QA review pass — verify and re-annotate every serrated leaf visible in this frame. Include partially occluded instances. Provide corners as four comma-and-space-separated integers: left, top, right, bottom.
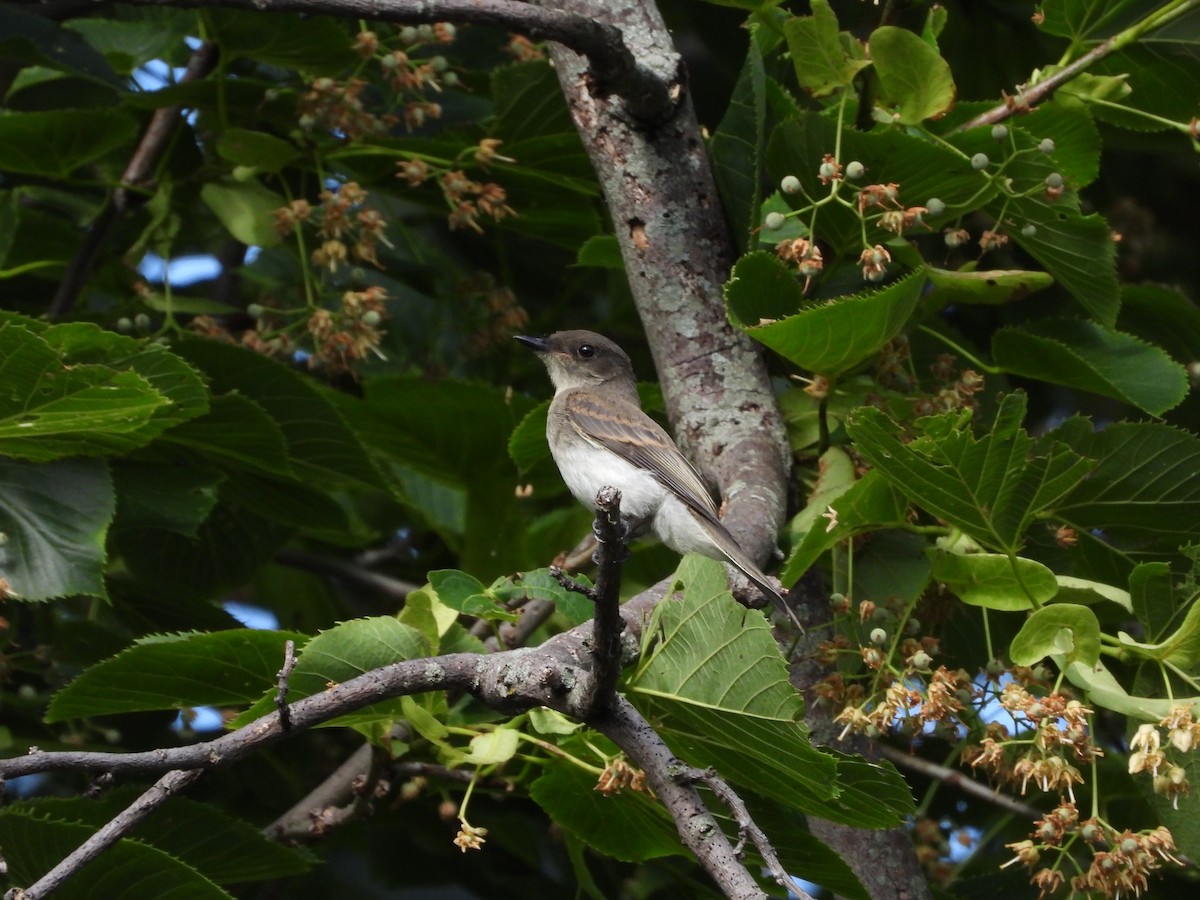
111, 462, 221, 536
1011, 603, 1102, 666
1045, 420, 1200, 570
992, 319, 1187, 416
710, 38, 768, 250
200, 179, 285, 248
231, 616, 431, 728
14, 792, 312, 883
174, 339, 382, 490
928, 549, 1059, 611
0, 457, 113, 601
46, 629, 307, 721
207, 9, 358, 74
0, 808, 232, 900
1131, 562, 1175, 641
783, 0, 869, 98
427, 569, 517, 621
782, 469, 910, 586
163, 393, 291, 476
727, 253, 924, 376
0, 322, 172, 461
869, 26, 955, 123
630, 555, 909, 826
847, 394, 1094, 554
530, 752, 682, 862
0, 108, 137, 178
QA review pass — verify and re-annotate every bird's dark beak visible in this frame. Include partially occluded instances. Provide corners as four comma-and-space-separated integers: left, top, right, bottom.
514, 334, 550, 353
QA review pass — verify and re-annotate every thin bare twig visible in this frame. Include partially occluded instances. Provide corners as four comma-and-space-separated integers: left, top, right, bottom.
47, 41, 218, 317
951, 39, 1116, 132
592, 696, 775, 900
4, 769, 203, 900
275, 640, 298, 730
879, 744, 1042, 820
275, 548, 421, 602
586, 486, 627, 716
683, 766, 809, 899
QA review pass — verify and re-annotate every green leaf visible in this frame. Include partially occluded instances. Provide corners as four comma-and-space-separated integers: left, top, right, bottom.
1010, 603, 1102, 666
1064, 658, 1199, 722
46, 630, 307, 722
928, 549, 1059, 611
200, 179, 285, 248
13, 792, 312, 883
1046, 419, 1200, 570
207, 9, 358, 73
1006, 205, 1119, 326
1131, 562, 1175, 641
992, 319, 1187, 416
215, 128, 301, 173
869, 26, 956, 124
782, 470, 910, 586
629, 555, 909, 826
1119, 284, 1200, 369
709, 38, 768, 250
846, 394, 1094, 554
0, 457, 113, 601
782, 0, 869, 98
1117, 600, 1200, 668
0, 322, 173, 461
0, 109, 137, 178
427, 569, 517, 622
574, 235, 623, 269
925, 266, 1054, 308
1053, 575, 1132, 612
462, 727, 520, 765
231, 617, 432, 729
163, 393, 291, 477
64, 17, 189, 75
174, 340, 383, 490
530, 750, 682, 862
0, 809, 232, 900
726, 253, 925, 377
0, 4, 124, 87
111, 462, 221, 536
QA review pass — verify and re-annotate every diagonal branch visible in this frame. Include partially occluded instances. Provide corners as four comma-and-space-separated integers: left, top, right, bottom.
9, 769, 204, 900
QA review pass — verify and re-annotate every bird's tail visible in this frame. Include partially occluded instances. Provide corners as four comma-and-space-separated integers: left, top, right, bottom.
707, 527, 804, 633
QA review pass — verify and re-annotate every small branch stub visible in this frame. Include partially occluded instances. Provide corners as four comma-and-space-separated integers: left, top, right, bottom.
276, 639, 298, 731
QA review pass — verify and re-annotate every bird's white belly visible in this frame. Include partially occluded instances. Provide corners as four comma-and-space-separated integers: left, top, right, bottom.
553, 440, 666, 520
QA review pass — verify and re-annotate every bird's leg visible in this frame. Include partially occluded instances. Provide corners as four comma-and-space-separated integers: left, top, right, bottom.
591, 514, 644, 564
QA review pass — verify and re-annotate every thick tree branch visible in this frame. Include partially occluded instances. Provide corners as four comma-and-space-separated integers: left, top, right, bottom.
4, 769, 204, 900
592, 696, 786, 900
539, 0, 791, 579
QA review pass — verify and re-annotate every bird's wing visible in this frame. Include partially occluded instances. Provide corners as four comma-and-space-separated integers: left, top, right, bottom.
561, 391, 723, 523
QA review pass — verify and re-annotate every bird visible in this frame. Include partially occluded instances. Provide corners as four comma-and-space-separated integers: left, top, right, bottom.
516, 329, 802, 631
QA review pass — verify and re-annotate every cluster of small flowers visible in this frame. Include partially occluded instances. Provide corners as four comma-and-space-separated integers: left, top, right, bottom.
595, 758, 650, 795
439, 162, 516, 234
306, 285, 390, 372
1006, 811, 1182, 899
298, 25, 457, 140
775, 236, 823, 291
911, 353, 986, 415
831, 664, 968, 741
961, 683, 1098, 801
459, 277, 530, 355
912, 817, 969, 886
1127, 706, 1200, 809
274, 181, 393, 272
189, 313, 294, 363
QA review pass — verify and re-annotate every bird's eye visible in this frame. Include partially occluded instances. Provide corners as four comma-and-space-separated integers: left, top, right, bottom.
577, 344, 595, 358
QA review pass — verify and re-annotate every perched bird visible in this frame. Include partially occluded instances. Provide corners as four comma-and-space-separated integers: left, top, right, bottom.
516, 330, 801, 631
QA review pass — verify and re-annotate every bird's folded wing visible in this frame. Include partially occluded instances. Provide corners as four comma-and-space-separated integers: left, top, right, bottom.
562, 391, 723, 523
